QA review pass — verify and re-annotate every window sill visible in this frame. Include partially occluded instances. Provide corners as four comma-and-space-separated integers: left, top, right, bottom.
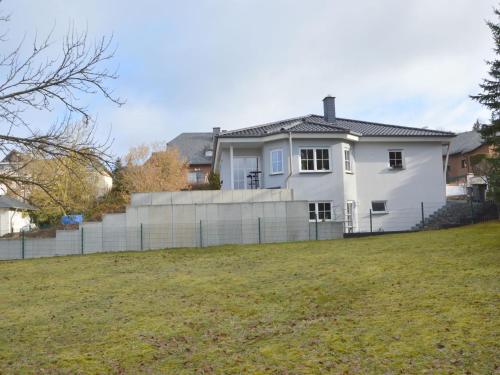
371, 211, 389, 215
309, 220, 333, 222
388, 167, 405, 171
269, 172, 284, 176
299, 170, 332, 174
345, 170, 354, 174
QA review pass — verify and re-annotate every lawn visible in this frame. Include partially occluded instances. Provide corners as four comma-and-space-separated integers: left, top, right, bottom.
0, 222, 499, 374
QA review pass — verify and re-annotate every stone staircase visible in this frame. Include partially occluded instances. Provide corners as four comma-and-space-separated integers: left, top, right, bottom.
413, 200, 498, 230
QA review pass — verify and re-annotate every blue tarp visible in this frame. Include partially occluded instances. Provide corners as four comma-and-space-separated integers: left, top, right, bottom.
61, 214, 83, 225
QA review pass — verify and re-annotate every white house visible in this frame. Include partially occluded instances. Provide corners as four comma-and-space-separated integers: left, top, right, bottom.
213, 97, 455, 232
0, 195, 36, 236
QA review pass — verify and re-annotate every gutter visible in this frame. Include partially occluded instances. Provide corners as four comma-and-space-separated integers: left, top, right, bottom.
443, 142, 451, 181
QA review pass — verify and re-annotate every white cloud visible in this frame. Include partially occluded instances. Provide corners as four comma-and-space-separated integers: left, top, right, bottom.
2, 0, 498, 156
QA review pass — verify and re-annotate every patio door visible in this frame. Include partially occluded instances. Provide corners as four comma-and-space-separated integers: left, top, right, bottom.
233, 157, 259, 189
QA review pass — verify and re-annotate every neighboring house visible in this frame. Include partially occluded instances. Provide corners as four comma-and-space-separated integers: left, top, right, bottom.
0, 195, 36, 236
444, 129, 494, 202
213, 96, 455, 232
167, 132, 215, 186
0, 151, 112, 198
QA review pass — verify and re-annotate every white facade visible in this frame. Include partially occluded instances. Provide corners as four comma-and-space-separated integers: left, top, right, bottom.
0, 208, 31, 236
214, 127, 452, 232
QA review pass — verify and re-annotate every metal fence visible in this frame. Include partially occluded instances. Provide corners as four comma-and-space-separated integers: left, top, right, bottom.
0, 217, 344, 260
1, 200, 497, 261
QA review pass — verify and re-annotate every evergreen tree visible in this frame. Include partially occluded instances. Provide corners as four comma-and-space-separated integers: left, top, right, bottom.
471, 8, 500, 203
111, 157, 127, 194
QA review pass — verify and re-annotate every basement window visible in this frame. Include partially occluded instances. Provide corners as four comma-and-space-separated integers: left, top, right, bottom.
309, 202, 332, 221
371, 201, 388, 214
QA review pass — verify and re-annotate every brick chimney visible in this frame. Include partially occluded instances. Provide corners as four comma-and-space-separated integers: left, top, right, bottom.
212, 127, 220, 140
323, 96, 336, 123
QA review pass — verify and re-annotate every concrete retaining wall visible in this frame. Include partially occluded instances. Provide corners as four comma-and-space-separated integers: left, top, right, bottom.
0, 190, 344, 260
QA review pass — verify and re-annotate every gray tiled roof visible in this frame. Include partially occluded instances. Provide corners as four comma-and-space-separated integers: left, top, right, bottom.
447, 130, 484, 155
218, 114, 454, 138
0, 196, 36, 210
167, 132, 213, 165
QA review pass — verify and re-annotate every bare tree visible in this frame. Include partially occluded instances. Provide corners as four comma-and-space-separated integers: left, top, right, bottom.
0, 3, 123, 205
123, 143, 189, 193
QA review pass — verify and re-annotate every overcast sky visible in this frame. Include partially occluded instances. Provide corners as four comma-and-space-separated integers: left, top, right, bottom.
3, 0, 497, 156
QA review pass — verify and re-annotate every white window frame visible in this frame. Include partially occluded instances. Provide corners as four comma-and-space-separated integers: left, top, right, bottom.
371, 200, 388, 214
299, 147, 331, 172
308, 201, 333, 222
345, 201, 354, 232
388, 149, 405, 170
270, 149, 284, 175
343, 147, 352, 173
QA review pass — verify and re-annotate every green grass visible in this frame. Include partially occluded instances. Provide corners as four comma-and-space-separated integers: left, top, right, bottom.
0, 222, 499, 374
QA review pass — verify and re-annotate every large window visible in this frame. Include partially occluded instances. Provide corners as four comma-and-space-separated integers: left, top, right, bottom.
300, 148, 330, 172
270, 149, 283, 174
309, 202, 332, 221
233, 157, 259, 189
344, 148, 352, 172
388, 150, 404, 169
371, 200, 387, 213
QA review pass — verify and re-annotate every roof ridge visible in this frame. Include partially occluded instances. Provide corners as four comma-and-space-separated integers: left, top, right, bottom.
222, 115, 307, 135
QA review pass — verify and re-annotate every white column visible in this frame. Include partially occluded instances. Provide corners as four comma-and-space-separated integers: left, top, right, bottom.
230, 145, 234, 189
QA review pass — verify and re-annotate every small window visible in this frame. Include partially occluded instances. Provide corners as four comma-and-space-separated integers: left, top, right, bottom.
270, 149, 283, 174
344, 149, 352, 172
371, 201, 387, 213
309, 202, 332, 221
188, 172, 198, 183
205, 150, 213, 157
461, 159, 467, 168
389, 150, 403, 169
188, 171, 205, 184
300, 148, 330, 172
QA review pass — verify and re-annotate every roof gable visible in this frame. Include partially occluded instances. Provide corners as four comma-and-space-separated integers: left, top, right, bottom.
167, 132, 213, 165
447, 130, 484, 155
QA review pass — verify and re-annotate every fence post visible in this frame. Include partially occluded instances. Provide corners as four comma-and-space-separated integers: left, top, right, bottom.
470, 199, 474, 224
199, 220, 203, 248
81, 227, 84, 255
21, 230, 25, 259
369, 209, 373, 233
140, 223, 143, 250
315, 216, 318, 240
258, 217, 262, 244
421, 201, 425, 228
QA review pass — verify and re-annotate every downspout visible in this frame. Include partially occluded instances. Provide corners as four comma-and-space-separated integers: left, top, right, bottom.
285, 132, 293, 191
443, 142, 450, 181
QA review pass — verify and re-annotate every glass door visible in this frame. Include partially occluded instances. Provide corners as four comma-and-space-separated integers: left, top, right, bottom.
233, 157, 259, 189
